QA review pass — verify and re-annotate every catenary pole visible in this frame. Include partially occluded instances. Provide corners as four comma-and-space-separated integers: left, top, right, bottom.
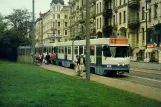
32, 0, 35, 63
86, 0, 90, 80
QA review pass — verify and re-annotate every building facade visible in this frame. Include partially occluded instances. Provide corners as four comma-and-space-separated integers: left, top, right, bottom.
68, 0, 96, 40
68, 0, 161, 63
35, 0, 70, 45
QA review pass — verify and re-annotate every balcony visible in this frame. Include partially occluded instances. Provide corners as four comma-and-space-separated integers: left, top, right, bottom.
103, 8, 112, 17
90, 12, 96, 18
103, 24, 113, 32
128, 0, 140, 8
78, 19, 85, 24
128, 19, 140, 28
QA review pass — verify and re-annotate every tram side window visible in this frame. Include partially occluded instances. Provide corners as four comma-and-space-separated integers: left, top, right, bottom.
62, 47, 64, 54
44, 48, 46, 53
90, 46, 95, 56
103, 46, 111, 57
75, 46, 78, 55
68, 47, 71, 54
84, 46, 86, 54
79, 46, 83, 55
59, 47, 61, 54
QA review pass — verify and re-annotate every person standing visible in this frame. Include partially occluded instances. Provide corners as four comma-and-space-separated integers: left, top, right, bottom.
73, 55, 79, 76
50, 52, 56, 65
78, 54, 85, 77
40, 53, 44, 65
45, 53, 50, 65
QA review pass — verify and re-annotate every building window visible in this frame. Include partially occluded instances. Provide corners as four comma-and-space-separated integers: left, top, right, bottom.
97, 19, 98, 29
154, 4, 158, 18
142, 28, 144, 41
65, 30, 67, 35
100, 2, 101, 13
65, 22, 67, 27
113, 15, 115, 25
123, 11, 126, 23
120, 0, 122, 6
119, 12, 122, 24
53, 14, 55, 19
124, 0, 126, 4
58, 22, 60, 27
65, 14, 68, 19
97, 4, 98, 14
57, 14, 60, 19
149, 8, 151, 22
100, 18, 101, 28
58, 30, 60, 34
142, 7, 145, 20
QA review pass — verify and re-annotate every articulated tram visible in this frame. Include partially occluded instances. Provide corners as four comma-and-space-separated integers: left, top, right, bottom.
35, 38, 130, 76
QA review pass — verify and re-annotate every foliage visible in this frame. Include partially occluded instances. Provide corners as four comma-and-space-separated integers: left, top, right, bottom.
0, 61, 161, 107
5, 9, 32, 37
0, 9, 32, 61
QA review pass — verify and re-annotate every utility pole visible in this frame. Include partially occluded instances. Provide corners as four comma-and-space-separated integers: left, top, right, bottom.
32, 0, 35, 63
86, 0, 90, 80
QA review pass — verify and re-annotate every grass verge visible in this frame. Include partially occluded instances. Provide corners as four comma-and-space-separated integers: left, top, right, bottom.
0, 61, 161, 107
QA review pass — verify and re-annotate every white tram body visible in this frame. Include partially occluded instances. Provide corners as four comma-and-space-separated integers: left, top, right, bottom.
35, 38, 130, 75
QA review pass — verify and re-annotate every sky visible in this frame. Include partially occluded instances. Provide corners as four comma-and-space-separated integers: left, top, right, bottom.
0, 0, 69, 19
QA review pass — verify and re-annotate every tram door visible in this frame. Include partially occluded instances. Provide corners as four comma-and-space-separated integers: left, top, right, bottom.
65, 46, 67, 60
96, 45, 102, 74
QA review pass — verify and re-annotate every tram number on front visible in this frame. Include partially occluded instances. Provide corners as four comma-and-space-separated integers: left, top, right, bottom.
107, 65, 112, 67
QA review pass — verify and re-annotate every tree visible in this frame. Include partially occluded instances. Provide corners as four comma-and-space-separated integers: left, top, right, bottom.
5, 9, 32, 37
0, 13, 7, 34
0, 9, 32, 61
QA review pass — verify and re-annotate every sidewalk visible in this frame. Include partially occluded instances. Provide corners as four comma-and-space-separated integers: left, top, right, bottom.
41, 64, 161, 102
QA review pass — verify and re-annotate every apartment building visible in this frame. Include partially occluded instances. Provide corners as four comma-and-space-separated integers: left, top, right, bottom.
68, 0, 161, 63
68, 0, 96, 40
35, 0, 70, 45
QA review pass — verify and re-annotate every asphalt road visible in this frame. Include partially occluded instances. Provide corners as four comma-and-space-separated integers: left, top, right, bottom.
115, 70, 161, 89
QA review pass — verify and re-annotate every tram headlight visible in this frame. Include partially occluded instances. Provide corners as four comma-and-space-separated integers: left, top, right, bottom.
118, 64, 120, 66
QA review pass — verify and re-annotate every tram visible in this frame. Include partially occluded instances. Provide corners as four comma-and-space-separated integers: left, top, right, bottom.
35, 38, 130, 75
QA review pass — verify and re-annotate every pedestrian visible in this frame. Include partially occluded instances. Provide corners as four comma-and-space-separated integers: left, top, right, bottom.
78, 54, 85, 77
45, 53, 50, 65
50, 52, 56, 64
40, 53, 44, 65
73, 55, 79, 76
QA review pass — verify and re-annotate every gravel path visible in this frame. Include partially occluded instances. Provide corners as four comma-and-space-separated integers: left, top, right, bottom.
41, 64, 161, 102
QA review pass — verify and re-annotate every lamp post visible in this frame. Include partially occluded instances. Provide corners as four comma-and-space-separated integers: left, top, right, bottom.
32, 0, 35, 63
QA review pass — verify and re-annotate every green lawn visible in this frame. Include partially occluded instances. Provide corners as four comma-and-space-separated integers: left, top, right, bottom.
0, 61, 161, 107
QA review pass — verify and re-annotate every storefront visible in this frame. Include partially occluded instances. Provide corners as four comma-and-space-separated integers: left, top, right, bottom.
144, 43, 157, 62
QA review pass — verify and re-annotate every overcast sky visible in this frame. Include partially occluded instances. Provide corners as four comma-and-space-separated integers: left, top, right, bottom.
0, 0, 69, 18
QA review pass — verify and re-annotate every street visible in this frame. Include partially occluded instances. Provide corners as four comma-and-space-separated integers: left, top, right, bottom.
115, 69, 161, 89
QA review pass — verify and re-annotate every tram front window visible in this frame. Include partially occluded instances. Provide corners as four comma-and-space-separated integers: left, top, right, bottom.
103, 46, 129, 57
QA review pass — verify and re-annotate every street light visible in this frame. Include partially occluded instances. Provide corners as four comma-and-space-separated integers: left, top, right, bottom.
145, 0, 151, 44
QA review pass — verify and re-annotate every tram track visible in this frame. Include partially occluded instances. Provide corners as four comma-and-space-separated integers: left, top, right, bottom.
114, 70, 161, 90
